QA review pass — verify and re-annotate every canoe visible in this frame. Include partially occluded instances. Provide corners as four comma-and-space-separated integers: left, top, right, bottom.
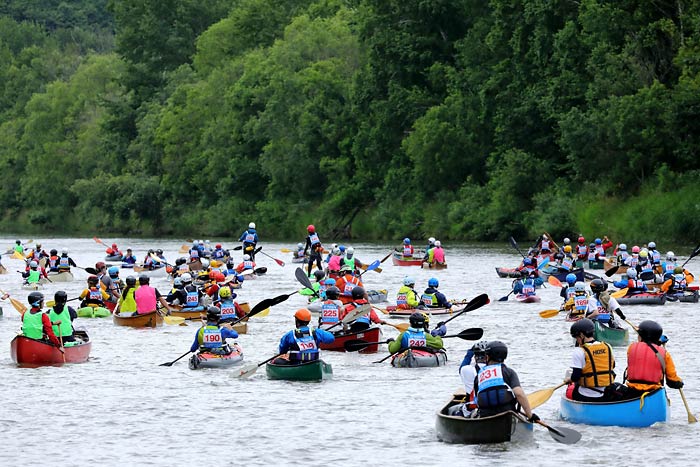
391, 348, 447, 368
21, 282, 43, 290
189, 344, 244, 369
436, 396, 533, 444
560, 387, 668, 427
46, 271, 74, 282
392, 252, 423, 266
113, 310, 163, 328
604, 259, 628, 275
169, 306, 206, 320
540, 267, 585, 283
77, 306, 111, 318
616, 292, 667, 306
422, 261, 447, 270
515, 294, 540, 303
320, 327, 382, 353
666, 289, 700, 303
367, 289, 388, 303
105, 254, 122, 262
575, 260, 585, 268
10, 330, 91, 367
266, 359, 333, 381
588, 259, 605, 269
133, 265, 167, 277
387, 304, 464, 319
594, 321, 629, 347
495, 267, 521, 278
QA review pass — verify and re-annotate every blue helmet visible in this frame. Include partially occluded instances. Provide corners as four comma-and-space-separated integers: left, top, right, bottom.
339, 245, 346, 253
108, 266, 119, 276
565, 273, 577, 285
428, 277, 439, 287
523, 258, 532, 266
325, 278, 336, 287
403, 237, 410, 244
595, 238, 602, 245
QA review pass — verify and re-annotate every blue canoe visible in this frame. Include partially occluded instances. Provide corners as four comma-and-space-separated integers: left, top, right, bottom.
560, 387, 668, 427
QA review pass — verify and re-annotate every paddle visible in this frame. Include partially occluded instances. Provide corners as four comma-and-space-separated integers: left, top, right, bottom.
93, 236, 109, 248
295, 267, 318, 295
539, 309, 561, 319
640, 271, 655, 281
46, 297, 81, 307
611, 288, 628, 298
533, 418, 581, 444
159, 351, 191, 367
345, 327, 485, 352
358, 260, 380, 277
548, 276, 563, 287
256, 247, 284, 267
381, 320, 409, 332
0, 288, 27, 314
605, 265, 619, 277
234, 304, 370, 378
679, 389, 698, 424
527, 382, 567, 409
498, 290, 515, 302
681, 243, 700, 268
509, 237, 526, 258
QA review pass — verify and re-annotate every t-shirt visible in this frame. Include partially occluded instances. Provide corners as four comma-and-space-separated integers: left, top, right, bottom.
570, 343, 606, 398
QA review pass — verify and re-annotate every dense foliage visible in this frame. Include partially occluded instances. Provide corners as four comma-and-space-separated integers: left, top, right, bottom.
1, 0, 699, 243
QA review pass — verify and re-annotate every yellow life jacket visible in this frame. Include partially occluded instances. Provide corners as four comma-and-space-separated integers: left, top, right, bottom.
580, 341, 615, 387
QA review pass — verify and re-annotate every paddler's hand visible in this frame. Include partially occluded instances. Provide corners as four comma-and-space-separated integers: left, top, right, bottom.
527, 413, 540, 423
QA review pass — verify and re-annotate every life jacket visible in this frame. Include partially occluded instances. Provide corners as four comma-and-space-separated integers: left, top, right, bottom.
588, 250, 598, 262
402, 329, 427, 348
319, 300, 341, 327
242, 260, 254, 270
577, 245, 588, 258
619, 251, 629, 261
189, 248, 199, 259
402, 245, 413, 257
120, 288, 137, 313
628, 279, 645, 291
48, 256, 59, 270
48, 306, 73, 339
184, 285, 199, 308
662, 262, 676, 274
244, 231, 256, 244
626, 342, 665, 387
565, 286, 576, 300
22, 310, 45, 340
580, 341, 615, 387
349, 299, 371, 325
199, 325, 224, 350
560, 256, 573, 271
308, 233, 322, 252
595, 245, 605, 257
476, 363, 516, 410
339, 275, 358, 296
83, 287, 104, 307
27, 269, 41, 283
421, 292, 438, 307
625, 255, 639, 267
219, 300, 237, 320
541, 240, 551, 251
342, 257, 355, 270
328, 255, 341, 271
650, 250, 661, 265
134, 285, 157, 312
433, 247, 445, 263
673, 274, 687, 290
289, 328, 319, 361
591, 296, 611, 322
520, 279, 535, 296
573, 294, 589, 316
212, 248, 225, 259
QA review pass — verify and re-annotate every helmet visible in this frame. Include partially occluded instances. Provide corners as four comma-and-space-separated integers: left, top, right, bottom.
243, 254, 250, 261
325, 278, 336, 287
200, 259, 210, 268
340, 264, 353, 274
637, 320, 663, 343
351, 286, 365, 300
313, 270, 325, 281
523, 258, 532, 266
325, 286, 340, 300
674, 266, 683, 274
307, 224, 315, 233
428, 277, 439, 287
156, 249, 163, 255
176, 257, 186, 266
485, 341, 508, 362
564, 245, 572, 253
409, 312, 426, 329
472, 341, 490, 362
249, 222, 256, 229
294, 308, 312, 322
29, 260, 38, 268
226, 259, 235, 268
626, 268, 637, 278
148, 249, 155, 254
332, 247, 341, 255
95, 261, 106, 270
36, 243, 42, 248
339, 245, 346, 253
595, 238, 602, 245
207, 306, 221, 321
648, 241, 656, 249
54, 290, 68, 304
590, 278, 606, 293
50, 249, 57, 255
27, 291, 44, 306
192, 242, 198, 248
403, 276, 415, 286
639, 250, 648, 258
566, 273, 577, 285
570, 318, 595, 338
126, 276, 136, 286
108, 266, 119, 276
218, 286, 232, 298
211, 271, 225, 283
403, 238, 410, 244
181, 273, 192, 283
574, 281, 586, 293
87, 275, 99, 285
297, 242, 304, 249
619, 244, 627, 251
205, 240, 210, 245
666, 251, 675, 260
420, 312, 430, 327
428, 237, 436, 244
578, 236, 585, 243
435, 240, 442, 247
563, 237, 571, 245
173, 277, 183, 287
111, 243, 117, 248
216, 243, 222, 249
632, 246, 640, 253
139, 275, 150, 285
15, 240, 21, 244
198, 240, 204, 245
346, 247, 354, 256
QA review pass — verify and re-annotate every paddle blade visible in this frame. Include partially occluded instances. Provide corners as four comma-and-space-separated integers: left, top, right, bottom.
611, 288, 628, 298
343, 339, 372, 352
11, 297, 28, 314
527, 383, 565, 409
640, 271, 654, 281
85, 267, 98, 275
232, 245, 243, 251
509, 236, 519, 250
605, 265, 619, 277
450, 327, 484, 341
464, 293, 490, 311
250, 307, 270, 318
539, 309, 561, 319
280, 248, 292, 253
498, 295, 509, 302
159, 361, 176, 367
386, 322, 409, 332
539, 422, 582, 444
164, 315, 186, 325
235, 364, 259, 378
548, 276, 563, 287
274, 258, 285, 266
12, 251, 24, 260
367, 260, 380, 271
295, 267, 314, 290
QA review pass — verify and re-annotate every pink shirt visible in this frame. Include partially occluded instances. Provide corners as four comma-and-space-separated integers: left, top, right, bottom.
433, 247, 445, 263
135, 285, 157, 314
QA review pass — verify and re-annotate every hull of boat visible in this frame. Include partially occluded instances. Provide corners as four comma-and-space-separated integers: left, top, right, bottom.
189, 344, 244, 369
391, 348, 447, 368
113, 310, 163, 328
10, 331, 91, 367
436, 398, 533, 444
560, 388, 668, 427
594, 321, 629, 347
320, 327, 382, 353
266, 359, 332, 381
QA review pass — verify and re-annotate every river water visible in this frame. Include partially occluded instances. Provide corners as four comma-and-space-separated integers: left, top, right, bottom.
0, 237, 697, 466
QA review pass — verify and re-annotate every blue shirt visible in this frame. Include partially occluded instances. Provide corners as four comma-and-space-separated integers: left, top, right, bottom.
239, 229, 258, 244
278, 326, 334, 354
190, 323, 239, 352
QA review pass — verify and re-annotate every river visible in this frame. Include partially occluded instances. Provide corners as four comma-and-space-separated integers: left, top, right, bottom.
0, 237, 697, 466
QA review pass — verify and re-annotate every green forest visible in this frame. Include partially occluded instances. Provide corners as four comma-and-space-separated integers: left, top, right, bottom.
1, 0, 699, 243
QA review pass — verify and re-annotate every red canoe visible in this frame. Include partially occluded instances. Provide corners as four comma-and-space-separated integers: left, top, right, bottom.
10, 330, 91, 367
320, 327, 382, 353
515, 294, 541, 303
391, 252, 424, 266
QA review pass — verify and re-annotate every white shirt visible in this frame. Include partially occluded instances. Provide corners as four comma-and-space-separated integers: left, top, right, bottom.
571, 342, 607, 398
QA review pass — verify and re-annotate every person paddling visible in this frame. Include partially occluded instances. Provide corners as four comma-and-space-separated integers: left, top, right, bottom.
340, 286, 385, 332
564, 319, 617, 402
116, 276, 138, 315
48, 291, 77, 345
134, 275, 172, 315
396, 276, 420, 310
387, 312, 445, 355
273, 308, 335, 365
190, 306, 239, 355
239, 222, 259, 260
22, 292, 62, 348
79, 276, 110, 309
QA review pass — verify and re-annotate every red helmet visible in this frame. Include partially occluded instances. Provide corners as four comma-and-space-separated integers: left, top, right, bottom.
577, 236, 585, 244
215, 243, 222, 249
307, 224, 315, 233
211, 271, 225, 282
87, 275, 99, 285
111, 243, 117, 248
95, 261, 106, 270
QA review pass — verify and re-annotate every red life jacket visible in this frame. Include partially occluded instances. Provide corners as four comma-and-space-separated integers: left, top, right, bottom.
627, 342, 665, 385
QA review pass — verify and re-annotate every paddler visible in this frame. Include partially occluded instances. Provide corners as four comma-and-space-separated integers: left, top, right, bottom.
300, 270, 326, 302
190, 306, 239, 355
447, 341, 490, 417
106, 243, 122, 258
215, 286, 246, 324
398, 237, 414, 257
13, 239, 25, 255
396, 276, 420, 310
116, 276, 138, 315
427, 240, 446, 267
512, 270, 537, 298
22, 260, 48, 284
387, 312, 445, 354
106, 266, 123, 305
235, 254, 255, 273
303, 224, 324, 277
48, 291, 77, 345
587, 278, 626, 328
22, 292, 62, 348
341, 247, 364, 274
57, 248, 76, 273
46, 249, 60, 273
335, 265, 364, 305
134, 275, 172, 314
418, 277, 452, 309
613, 268, 647, 294
340, 286, 385, 332
79, 275, 110, 309
239, 222, 259, 260
564, 319, 617, 402
121, 248, 137, 266
317, 286, 345, 331
272, 308, 334, 365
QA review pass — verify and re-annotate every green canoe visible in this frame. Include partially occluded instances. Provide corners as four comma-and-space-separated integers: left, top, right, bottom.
77, 306, 111, 318
265, 359, 333, 381
594, 321, 629, 347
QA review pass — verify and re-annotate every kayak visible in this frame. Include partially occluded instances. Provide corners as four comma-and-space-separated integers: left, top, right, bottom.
666, 289, 700, 303
113, 310, 163, 328
616, 292, 667, 306
169, 306, 207, 320
291, 255, 308, 264
594, 321, 629, 347
436, 396, 533, 444
387, 304, 464, 318
77, 306, 111, 318
391, 348, 447, 368
560, 387, 668, 427
189, 344, 244, 369
392, 252, 424, 266
10, 330, 91, 367
515, 294, 540, 303
495, 267, 521, 278
46, 271, 74, 282
266, 359, 333, 381
105, 254, 122, 262
367, 289, 388, 303
422, 261, 447, 270
319, 327, 382, 353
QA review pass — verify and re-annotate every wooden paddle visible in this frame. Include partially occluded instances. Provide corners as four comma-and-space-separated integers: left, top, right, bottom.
256, 247, 284, 267
345, 327, 485, 352
611, 288, 628, 298
527, 382, 567, 409
234, 304, 370, 378
381, 320, 409, 332
0, 288, 27, 314
679, 388, 698, 424
539, 309, 561, 319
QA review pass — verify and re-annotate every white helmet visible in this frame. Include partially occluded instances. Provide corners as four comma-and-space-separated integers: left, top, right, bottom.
198, 240, 204, 245
543, 234, 548, 240
428, 237, 436, 244
243, 254, 250, 261
200, 259, 210, 269
346, 247, 354, 256
181, 273, 192, 283
627, 268, 637, 278
297, 243, 304, 249
648, 241, 656, 249
332, 247, 341, 255
435, 240, 442, 247
563, 237, 571, 245
205, 240, 210, 244
29, 260, 38, 268
574, 281, 586, 293
403, 276, 415, 286
666, 251, 676, 260
62, 248, 68, 254
249, 222, 256, 229
619, 243, 627, 251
